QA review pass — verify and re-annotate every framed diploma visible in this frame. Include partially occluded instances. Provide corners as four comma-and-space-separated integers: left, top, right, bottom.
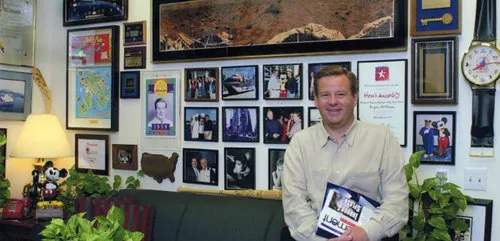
0, 0, 36, 66
75, 134, 109, 176
357, 59, 407, 147
63, 0, 128, 27
123, 21, 147, 45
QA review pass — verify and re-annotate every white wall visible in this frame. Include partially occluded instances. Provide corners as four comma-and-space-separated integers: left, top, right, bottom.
1, 0, 498, 238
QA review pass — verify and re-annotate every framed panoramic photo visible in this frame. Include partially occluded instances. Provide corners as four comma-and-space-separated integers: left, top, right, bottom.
66, 26, 119, 131
124, 46, 146, 69
120, 71, 140, 98
0, 128, 6, 177
0, 70, 33, 121
263, 106, 303, 144
184, 107, 218, 142
221, 65, 258, 100
308, 62, 351, 100
222, 107, 259, 143
413, 111, 456, 165
456, 199, 493, 241
123, 21, 147, 46
183, 148, 218, 186
225, 147, 255, 190
75, 134, 109, 176
308, 107, 321, 127
357, 60, 407, 147
411, 37, 457, 104
112, 144, 138, 170
63, 0, 128, 26
263, 64, 302, 100
410, 0, 461, 36
185, 68, 219, 102
268, 148, 285, 190
0, 0, 36, 66
152, 0, 407, 62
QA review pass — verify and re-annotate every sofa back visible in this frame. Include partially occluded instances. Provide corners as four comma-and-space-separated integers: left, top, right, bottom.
115, 189, 285, 241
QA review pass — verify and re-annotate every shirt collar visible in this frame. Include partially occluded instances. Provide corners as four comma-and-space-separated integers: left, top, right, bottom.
317, 120, 359, 147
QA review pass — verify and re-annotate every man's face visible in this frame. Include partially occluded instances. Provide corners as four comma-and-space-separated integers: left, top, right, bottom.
266, 110, 274, 120
234, 160, 242, 173
276, 164, 283, 172
156, 101, 167, 119
200, 159, 207, 169
191, 158, 198, 168
314, 75, 358, 130
274, 71, 279, 77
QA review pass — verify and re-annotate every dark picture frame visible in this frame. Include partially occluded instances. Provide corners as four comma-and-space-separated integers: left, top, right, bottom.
75, 134, 109, 176
124, 46, 146, 69
185, 68, 219, 102
183, 148, 218, 186
225, 147, 255, 190
410, 0, 461, 36
152, 0, 407, 62
263, 64, 302, 100
221, 65, 258, 100
0, 70, 33, 121
308, 62, 351, 100
123, 21, 147, 46
184, 107, 219, 142
0, 128, 6, 178
411, 37, 457, 104
308, 107, 321, 127
456, 198, 493, 241
66, 26, 119, 131
413, 111, 456, 165
112, 144, 138, 170
222, 106, 259, 143
63, 0, 128, 27
263, 106, 303, 144
268, 148, 285, 190
120, 71, 140, 98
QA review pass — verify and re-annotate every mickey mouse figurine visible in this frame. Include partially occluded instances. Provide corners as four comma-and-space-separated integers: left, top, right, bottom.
41, 161, 68, 201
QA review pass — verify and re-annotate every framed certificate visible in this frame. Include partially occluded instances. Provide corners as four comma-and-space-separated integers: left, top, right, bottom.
123, 21, 147, 45
75, 134, 109, 176
124, 46, 146, 69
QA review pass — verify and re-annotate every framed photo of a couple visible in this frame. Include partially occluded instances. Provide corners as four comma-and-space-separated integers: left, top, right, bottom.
263, 107, 303, 144
184, 107, 218, 142
413, 111, 456, 165
185, 68, 219, 102
183, 148, 218, 186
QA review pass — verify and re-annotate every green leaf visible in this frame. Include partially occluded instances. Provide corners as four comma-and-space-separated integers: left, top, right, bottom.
453, 197, 467, 210
137, 170, 144, 177
449, 188, 465, 199
442, 182, 460, 190
450, 218, 469, 232
422, 177, 437, 193
428, 189, 439, 201
410, 151, 424, 168
413, 210, 425, 231
431, 228, 451, 241
428, 215, 447, 229
113, 175, 122, 190
428, 203, 443, 214
443, 204, 459, 218
404, 164, 414, 182
125, 176, 136, 184
439, 195, 450, 208
409, 183, 421, 199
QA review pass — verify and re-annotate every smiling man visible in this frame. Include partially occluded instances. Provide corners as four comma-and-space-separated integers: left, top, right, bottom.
282, 65, 408, 241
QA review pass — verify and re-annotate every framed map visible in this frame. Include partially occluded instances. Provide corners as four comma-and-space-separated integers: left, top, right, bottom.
66, 26, 119, 131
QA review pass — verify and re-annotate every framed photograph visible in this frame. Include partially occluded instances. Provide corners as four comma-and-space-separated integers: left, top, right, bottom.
185, 68, 219, 102
263, 106, 303, 144
263, 64, 302, 100
184, 107, 219, 142
268, 148, 285, 190
357, 60, 407, 147
410, 0, 461, 36
66, 26, 119, 131
120, 71, 140, 99
221, 65, 258, 100
0, 0, 36, 66
151, 0, 407, 62
124, 46, 146, 69
183, 148, 218, 186
308, 62, 351, 100
75, 134, 109, 176
0, 128, 6, 178
411, 37, 457, 104
308, 107, 321, 127
413, 111, 456, 165
224, 147, 255, 190
456, 198, 493, 241
222, 107, 259, 143
112, 144, 138, 170
63, 0, 128, 27
0, 70, 33, 121
123, 21, 147, 46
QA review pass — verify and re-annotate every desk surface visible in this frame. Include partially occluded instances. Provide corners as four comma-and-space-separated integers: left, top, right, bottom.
0, 218, 43, 241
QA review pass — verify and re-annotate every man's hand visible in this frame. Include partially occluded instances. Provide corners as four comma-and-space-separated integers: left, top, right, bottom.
328, 226, 369, 241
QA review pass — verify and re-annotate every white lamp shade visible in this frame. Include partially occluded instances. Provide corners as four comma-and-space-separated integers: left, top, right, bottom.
11, 114, 72, 158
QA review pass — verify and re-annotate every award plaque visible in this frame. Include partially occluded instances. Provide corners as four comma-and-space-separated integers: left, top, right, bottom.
124, 46, 146, 69
124, 21, 147, 45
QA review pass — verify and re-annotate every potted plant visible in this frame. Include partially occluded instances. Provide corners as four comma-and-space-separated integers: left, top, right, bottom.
402, 151, 472, 241
0, 134, 10, 207
40, 205, 144, 241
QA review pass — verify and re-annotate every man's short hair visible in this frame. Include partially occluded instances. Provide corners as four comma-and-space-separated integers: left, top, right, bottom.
154, 98, 167, 109
314, 65, 358, 97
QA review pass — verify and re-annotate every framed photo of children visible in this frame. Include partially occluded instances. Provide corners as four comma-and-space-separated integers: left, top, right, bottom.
225, 147, 255, 190
221, 65, 258, 100
308, 107, 321, 127
263, 106, 303, 144
413, 111, 456, 165
75, 134, 109, 176
112, 144, 138, 170
456, 198, 493, 241
263, 64, 302, 100
222, 107, 259, 143
183, 148, 218, 186
268, 149, 285, 190
184, 107, 218, 142
120, 71, 140, 98
185, 68, 219, 102
308, 62, 351, 100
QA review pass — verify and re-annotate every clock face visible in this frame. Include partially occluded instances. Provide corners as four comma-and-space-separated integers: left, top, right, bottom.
462, 44, 500, 86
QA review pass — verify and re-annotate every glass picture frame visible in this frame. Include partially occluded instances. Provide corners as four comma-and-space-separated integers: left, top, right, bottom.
0, 70, 33, 121
263, 63, 302, 100
183, 148, 218, 186
75, 134, 109, 176
263, 106, 303, 144
221, 65, 258, 100
456, 198, 493, 241
410, 0, 461, 36
63, 0, 128, 27
268, 148, 285, 190
112, 144, 138, 170
184, 107, 218, 142
222, 106, 259, 143
224, 147, 255, 190
120, 71, 140, 99
185, 68, 219, 102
